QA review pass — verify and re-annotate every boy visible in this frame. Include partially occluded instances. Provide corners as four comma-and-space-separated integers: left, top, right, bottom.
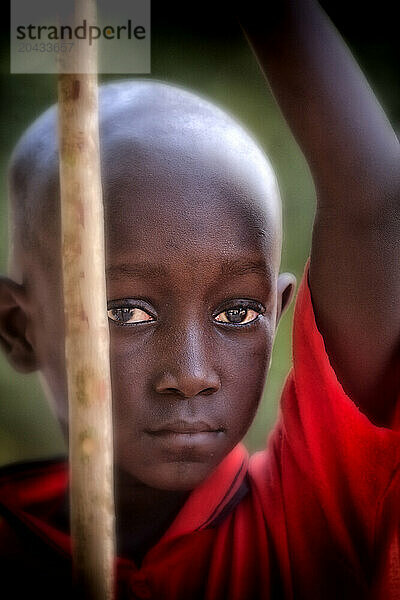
0, 0, 399, 598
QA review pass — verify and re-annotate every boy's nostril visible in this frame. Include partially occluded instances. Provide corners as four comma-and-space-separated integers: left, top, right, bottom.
154, 374, 221, 399
202, 387, 217, 396
157, 385, 219, 399
163, 387, 182, 396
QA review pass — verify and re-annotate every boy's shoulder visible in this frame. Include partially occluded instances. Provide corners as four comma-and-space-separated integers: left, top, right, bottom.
0, 456, 69, 555
0, 455, 68, 504
0, 457, 72, 598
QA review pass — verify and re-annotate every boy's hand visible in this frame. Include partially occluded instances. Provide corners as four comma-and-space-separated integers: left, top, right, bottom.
240, 0, 400, 424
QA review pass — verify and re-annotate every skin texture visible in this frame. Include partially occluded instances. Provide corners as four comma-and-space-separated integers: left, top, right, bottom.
0, 81, 294, 562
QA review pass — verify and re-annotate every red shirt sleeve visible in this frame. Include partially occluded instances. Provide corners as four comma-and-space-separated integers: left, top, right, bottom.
286, 260, 400, 531
250, 261, 400, 597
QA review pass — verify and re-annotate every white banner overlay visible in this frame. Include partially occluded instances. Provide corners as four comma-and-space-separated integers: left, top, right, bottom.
10, 0, 150, 74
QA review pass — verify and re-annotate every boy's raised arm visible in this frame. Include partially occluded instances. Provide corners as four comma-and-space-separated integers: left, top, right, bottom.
238, 0, 400, 424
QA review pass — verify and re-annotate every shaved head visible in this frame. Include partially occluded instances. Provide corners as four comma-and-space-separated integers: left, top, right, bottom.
8, 79, 282, 282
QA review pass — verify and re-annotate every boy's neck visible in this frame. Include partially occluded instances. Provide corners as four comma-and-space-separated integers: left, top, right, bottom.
115, 471, 190, 566
46, 466, 190, 568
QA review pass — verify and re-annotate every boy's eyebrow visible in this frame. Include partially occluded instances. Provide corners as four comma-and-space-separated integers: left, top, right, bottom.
107, 259, 271, 281
106, 263, 167, 280
219, 259, 271, 279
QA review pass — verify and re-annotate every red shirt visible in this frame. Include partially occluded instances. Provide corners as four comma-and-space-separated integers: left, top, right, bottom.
1, 267, 399, 599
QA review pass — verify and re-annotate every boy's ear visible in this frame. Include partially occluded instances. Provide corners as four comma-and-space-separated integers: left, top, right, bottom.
0, 276, 38, 373
276, 272, 296, 324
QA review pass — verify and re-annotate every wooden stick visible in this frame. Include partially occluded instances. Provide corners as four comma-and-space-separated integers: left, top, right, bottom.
58, 0, 116, 598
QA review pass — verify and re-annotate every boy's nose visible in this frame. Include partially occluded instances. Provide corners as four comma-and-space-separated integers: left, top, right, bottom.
154, 370, 221, 399
153, 329, 221, 399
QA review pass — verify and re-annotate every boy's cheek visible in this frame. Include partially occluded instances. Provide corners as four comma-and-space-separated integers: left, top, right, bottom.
31, 312, 69, 423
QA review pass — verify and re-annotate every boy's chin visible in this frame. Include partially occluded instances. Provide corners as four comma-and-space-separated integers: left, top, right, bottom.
128, 459, 220, 492
115, 429, 231, 491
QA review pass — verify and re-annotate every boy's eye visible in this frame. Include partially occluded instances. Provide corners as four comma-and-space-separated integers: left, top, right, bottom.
214, 306, 261, 325
107, 307, 154, 324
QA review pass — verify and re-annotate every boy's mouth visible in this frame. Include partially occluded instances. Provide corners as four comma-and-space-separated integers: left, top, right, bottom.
145, 420, 226, 455
147, 420, 224, 435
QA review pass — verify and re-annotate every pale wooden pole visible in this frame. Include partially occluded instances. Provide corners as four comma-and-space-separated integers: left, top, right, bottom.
57, 0, 116, 598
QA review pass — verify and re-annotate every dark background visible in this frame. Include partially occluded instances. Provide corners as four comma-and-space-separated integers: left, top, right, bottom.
0, 1, 398, 464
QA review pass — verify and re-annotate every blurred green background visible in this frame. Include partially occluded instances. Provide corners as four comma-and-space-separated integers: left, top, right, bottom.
0, 2, 398, 465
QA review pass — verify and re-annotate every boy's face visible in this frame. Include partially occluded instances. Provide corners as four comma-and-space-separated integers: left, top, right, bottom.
5, 131, 291, 492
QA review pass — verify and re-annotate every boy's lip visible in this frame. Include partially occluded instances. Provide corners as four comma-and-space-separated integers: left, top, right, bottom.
146, 420, 223, 435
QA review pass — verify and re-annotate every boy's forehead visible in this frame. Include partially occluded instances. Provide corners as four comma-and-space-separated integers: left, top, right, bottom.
102, 141, 281, 279
10, 80, 282, 276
